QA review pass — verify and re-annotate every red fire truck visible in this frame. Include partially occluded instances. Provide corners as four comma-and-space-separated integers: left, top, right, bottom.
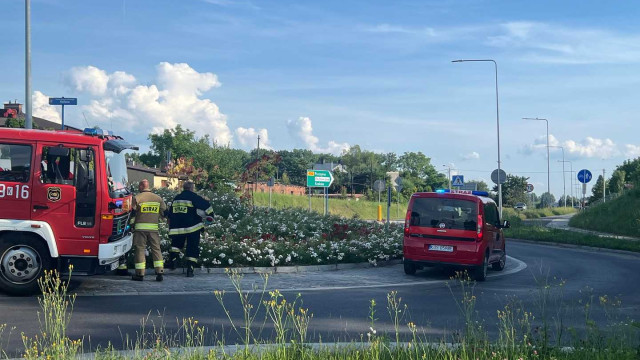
0, 127, 136, 295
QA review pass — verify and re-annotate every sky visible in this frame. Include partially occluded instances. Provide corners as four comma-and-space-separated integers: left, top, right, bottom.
3, 0, 640, 199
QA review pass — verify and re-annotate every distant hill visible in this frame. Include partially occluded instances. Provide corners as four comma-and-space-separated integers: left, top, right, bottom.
569, 188, 640, 237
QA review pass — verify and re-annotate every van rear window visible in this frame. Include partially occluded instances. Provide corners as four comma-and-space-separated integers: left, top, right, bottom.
410, 198, 478, 231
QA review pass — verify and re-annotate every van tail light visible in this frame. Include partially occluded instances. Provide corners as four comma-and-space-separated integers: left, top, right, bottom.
404, 210, 411, 236
477, 214, 483, 241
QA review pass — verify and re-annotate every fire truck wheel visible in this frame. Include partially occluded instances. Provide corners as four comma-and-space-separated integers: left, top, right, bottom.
0, 234, 53, 296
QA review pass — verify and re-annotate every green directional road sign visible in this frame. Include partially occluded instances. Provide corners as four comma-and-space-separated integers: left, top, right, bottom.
307, 170, 334, 187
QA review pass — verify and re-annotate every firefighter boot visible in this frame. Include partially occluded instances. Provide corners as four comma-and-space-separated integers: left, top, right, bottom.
186, 262, 195, 278
116, 265, 130, 276
166, 252, 179, 270
156, 273, 163, 282
115, 256, 130, 276
131, 274, 144, 281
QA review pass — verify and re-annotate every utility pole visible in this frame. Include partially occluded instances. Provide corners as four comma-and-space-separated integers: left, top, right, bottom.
603, 169, 606, 203
25, 0, 33, 129
442, 164, 452, 190
255, 135, 260, 193
522, 117, 550, 206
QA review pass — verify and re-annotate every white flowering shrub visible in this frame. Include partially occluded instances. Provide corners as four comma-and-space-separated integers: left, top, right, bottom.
143, 188, 403, 267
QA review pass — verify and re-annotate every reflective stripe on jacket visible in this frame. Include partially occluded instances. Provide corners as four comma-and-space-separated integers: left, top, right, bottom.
168, 190, 213, 235
131, 190, 167, 233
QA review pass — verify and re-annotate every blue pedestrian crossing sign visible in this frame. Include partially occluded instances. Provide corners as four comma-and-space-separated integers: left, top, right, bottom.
452, 175, 464, 187
577, 169, 592, 184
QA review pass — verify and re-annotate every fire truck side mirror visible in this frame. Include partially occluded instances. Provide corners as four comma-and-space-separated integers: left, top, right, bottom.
79, 149, 93, 162
49, 146, 70, 157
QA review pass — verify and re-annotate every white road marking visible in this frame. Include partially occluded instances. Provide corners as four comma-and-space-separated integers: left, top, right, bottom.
73, 256, 527, 297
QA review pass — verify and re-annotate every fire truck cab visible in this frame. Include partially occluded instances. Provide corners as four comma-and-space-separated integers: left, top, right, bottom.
0, 127, 136, 295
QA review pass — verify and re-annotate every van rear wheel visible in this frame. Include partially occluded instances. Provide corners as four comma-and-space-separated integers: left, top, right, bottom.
0, 234, 52, 296
404, 261, 417, 275
473, 253, 488, 282
492, 253, 506, 271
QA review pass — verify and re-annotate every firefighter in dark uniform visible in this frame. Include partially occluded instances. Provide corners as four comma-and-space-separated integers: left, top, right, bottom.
130, 179, 167, 282
167, 181, 213, 277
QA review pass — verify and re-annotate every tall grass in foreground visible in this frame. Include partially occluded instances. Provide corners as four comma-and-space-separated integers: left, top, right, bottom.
5, 270, 640, 359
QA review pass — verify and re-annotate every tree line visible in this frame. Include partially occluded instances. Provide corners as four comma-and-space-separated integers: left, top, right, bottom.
128, 125, 640, 207
125, 126, 487, 199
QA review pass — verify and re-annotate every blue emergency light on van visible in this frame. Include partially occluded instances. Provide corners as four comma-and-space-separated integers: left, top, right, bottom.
435, 189, 490, 197
83, 128, 114, 136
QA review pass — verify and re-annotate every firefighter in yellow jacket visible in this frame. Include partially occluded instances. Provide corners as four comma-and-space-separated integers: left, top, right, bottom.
130, 179, 167, 282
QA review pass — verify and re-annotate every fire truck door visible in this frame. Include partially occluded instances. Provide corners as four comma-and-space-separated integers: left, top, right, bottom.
0, 142, 34, 220
31, 143, 100, 257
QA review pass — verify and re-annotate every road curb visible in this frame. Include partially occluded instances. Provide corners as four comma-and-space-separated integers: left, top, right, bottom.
508, 238, 640, 257
146, 259, 402, 276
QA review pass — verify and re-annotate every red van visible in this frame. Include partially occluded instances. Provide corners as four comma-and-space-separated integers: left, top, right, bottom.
402, 189, 509, 281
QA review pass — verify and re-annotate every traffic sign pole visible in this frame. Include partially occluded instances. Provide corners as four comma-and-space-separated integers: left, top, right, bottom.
49, 97, 78, 130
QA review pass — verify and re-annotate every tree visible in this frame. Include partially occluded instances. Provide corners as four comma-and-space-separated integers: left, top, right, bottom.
398, 152, 445, 193
277, 149, 317, 186
281, 172, 290, 185
590, 175, 606, 202
4, 117, 40, 129
618, 158, 640, 185
558, 195, 579, 207
538, 192, 556, 208
468, 180, 490, 192
492, 175, 529, 207
608, 169, 626, 195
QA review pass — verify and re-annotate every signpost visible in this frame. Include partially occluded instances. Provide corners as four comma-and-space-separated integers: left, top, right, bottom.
452, 175, 464, 187
48, 97, 77, 130
373, 180, 385, 203
267, 177, 275, 209
577, 169, 592, 209
577, 169, 592, 184
307, 170, 334, 215
394, 177, 403, 219
491, 169, 507, 184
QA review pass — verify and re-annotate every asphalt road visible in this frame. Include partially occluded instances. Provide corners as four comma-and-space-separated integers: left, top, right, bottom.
1, 241, 639, 356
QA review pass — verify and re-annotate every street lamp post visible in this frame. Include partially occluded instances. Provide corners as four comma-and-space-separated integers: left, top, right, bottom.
523, 117, 550, 206
25, 0, 32, 129
452, 59, 502, 216
442, 164, 453, 190
559, 160, 573, 207
550, 145, 565, 207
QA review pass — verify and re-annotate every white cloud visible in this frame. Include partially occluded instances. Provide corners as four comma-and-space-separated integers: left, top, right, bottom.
563, 137, 618, 159
624, 144, 640, 158
67, 63, 232, 145
488, 21, 640, 64
524, 134, 619, 159
460, 151, 480, 160
286, 116, 349, 155
32, 91, 61, 123
363, 24, 436, 37
235, 127, 271, 150
65, 65, 110, 96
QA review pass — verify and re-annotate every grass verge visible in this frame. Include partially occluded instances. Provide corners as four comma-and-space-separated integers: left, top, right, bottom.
504, 217, 640, 253
503, 206, 576, 220
569, 188, 640, 238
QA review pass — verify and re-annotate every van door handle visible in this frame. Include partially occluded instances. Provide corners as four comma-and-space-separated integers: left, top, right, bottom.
33, 205, 49, 210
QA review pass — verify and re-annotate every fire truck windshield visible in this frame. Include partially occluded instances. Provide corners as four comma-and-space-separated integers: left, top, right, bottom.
105, 150, 130, 198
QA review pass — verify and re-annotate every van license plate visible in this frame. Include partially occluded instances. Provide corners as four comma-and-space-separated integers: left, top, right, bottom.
429, 245, 453, 252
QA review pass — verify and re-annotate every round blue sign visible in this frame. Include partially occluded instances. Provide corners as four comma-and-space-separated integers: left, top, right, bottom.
577, 169, 592, 184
